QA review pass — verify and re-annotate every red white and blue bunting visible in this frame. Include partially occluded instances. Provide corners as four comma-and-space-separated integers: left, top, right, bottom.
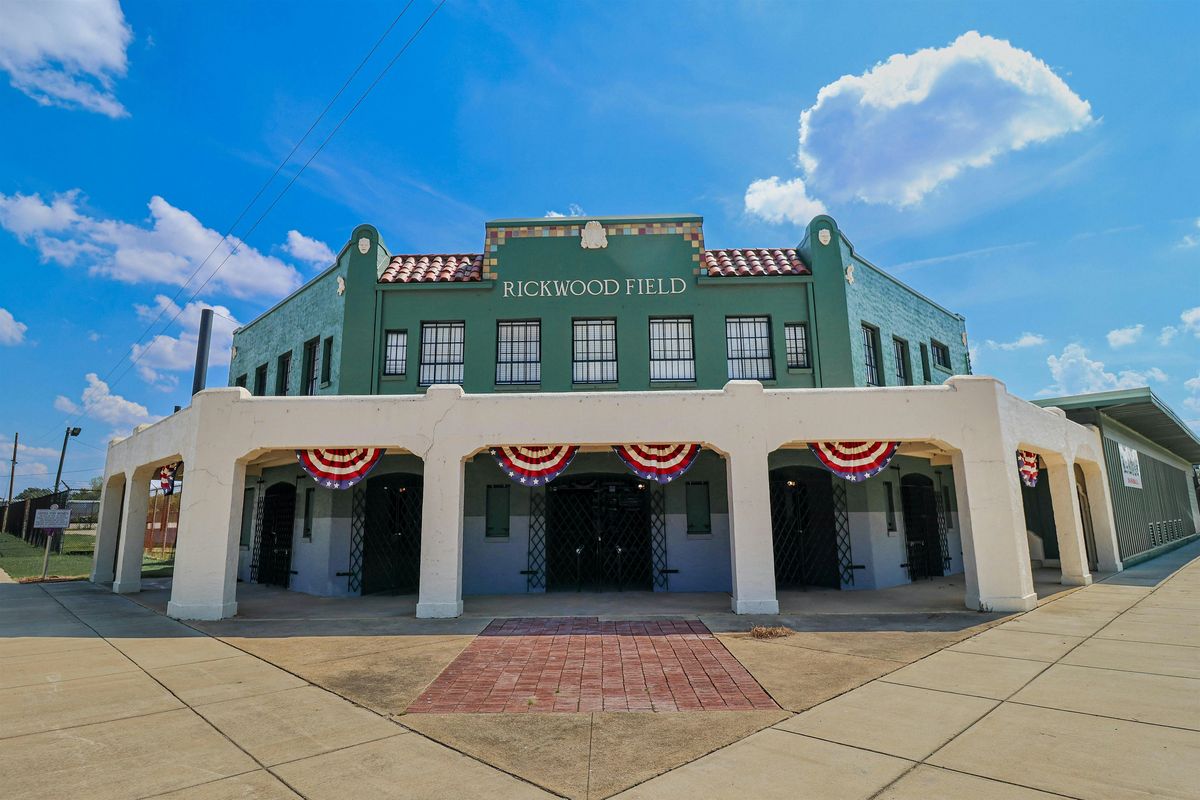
613, 444, 701, 484
809, 441, 899, 482
159, 463, 179, 495
296, 448, 384, 489
491, 445, 578, 486
1017, 450, 1040, 488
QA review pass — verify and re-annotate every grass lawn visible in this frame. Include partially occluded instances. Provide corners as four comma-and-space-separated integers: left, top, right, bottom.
0, 532, 174, 581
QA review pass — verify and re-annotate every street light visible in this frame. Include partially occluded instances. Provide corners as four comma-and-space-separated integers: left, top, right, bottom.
48, 426, 80, 557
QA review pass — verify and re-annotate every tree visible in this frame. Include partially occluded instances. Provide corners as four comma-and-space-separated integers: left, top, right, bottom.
15, 487, 52, 501
74, 476, 104, 500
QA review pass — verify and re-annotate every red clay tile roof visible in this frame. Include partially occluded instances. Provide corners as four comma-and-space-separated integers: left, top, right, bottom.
703, 248, 809, 277
379, 254, 483, 283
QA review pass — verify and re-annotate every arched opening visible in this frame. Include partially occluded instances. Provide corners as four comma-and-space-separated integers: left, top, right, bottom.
900, 473, 946, 580
769, 465, 839, 589
545, 473, 652, 591
255, 482, 296, 588
362, 472, 423, 595
1075, 464, 1099, 572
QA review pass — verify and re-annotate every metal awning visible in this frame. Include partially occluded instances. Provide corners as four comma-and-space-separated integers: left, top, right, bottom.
1034, 388, 1200, 465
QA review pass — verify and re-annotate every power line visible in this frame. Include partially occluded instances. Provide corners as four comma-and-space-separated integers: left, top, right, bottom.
102, 0, 448, 397
32, 1, 430, 445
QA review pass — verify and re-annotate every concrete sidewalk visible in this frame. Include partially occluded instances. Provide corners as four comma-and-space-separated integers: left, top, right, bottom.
617, 543, 1200, 799
0, 541, 1197, 799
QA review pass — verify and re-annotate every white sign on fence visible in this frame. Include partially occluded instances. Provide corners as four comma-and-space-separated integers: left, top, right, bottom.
1118, 443, 1143, 489
33, 507, 72, 529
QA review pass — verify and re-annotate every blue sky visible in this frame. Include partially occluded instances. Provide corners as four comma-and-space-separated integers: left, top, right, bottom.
0, 0, 1197, 492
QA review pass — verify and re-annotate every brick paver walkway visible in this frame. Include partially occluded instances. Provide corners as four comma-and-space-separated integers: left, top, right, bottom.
407, 617, 778, 714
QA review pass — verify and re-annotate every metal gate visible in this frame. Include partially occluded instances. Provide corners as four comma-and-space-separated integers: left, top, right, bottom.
252, 482, 296, 588
545, 476, 652, 591
361, 472, 423, 595
769, 467, 840, 590
900, 474, 945, 580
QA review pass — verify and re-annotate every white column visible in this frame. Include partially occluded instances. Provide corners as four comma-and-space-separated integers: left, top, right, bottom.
1078, 458, 1122, 572
1045, 459, 1092, 586
416, 442, 466, 618
113, 467, 151, 594
951, 448, 1037, 612
166, 458, 246, 621
724, 443, 778, 614
90, 474, 125, 583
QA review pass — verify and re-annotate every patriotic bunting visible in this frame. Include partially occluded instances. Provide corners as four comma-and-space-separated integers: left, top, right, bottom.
809, 441, 899, 482
159, 463, 179, 495
296, 448, 384, 489
491, 445, 578, 486
1017, 450, 1040, 488
613, 444, 701, 485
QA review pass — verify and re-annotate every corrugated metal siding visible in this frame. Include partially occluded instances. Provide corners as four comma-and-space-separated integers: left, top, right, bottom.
1102, 436, 1197, 559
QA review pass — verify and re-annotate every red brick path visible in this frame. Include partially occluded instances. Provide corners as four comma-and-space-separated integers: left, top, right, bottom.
407, 617, 778, 714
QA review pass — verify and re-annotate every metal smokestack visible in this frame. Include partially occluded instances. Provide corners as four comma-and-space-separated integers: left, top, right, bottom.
191, 307, 214, 396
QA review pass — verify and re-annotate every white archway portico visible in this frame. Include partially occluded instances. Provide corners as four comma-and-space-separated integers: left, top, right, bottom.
90, 376, 1116, 620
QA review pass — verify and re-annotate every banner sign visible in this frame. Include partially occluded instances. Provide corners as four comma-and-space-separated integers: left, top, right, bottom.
809, 441, 899, 482
491, 445, 578, 486
297, 448, 384, 489
1017, 451, 1040, 488
613, 444, 700, 485
1118, 443, 1142, 489
159, 463, 179, 495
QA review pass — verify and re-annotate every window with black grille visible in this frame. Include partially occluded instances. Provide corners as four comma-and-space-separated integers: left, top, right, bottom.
649, 317, 695, 382
784, 322, 810, 369
893, 338, 911, 385
496, 320, 541, 385
572, 319, 617, 384
320, 337, 333, 384
862, 325, 881, 386
234, 374, 247, 388
931, 340, 951, 370
419, 322, 465, 385
253, 364, 267, 396
383, 330, 407, 376
726, 316, 774, 380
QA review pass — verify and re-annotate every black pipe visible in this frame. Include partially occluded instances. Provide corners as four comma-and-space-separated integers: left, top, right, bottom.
192, 308, 214, 396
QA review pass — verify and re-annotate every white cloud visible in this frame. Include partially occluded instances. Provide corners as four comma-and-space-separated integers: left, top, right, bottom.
1106, 324, 1144, 348
544, 204, 586, 218
0, 190, 303, 300
743, 177, 827, 225
1180, 306, 1200, 338
747, 31, 1092, 219
0, 307, 28, 345
1044, 343, 1167, 396
985, 332, 1046, 351
1184, 373, 1200, 414
0, 0, 132, 117
1178, 218, 1200, 249
283, 230, 336, 268
1158, 326, 1178, 346
130, 296, 240, 388
57, 372, 158, 432
0, 437, 61, 460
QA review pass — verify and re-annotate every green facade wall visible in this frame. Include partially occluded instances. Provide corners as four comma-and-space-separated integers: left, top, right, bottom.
228, 250, 349, 395
230, 214, 970, 397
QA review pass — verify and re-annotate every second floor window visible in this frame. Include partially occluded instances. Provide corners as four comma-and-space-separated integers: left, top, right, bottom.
726, 316, 774, 380
649, 317, 695, 382
275, 351, 291, 395
496, 320, 541, 385
862, 325, 881, 386
573, 319, 617, 384
419, 322, 465, 385
784, 322, 810, 369
931, 340, 952, 370
893, 338, 910, 385
383, 330, 407, 376
253, 364, 267, 396
302, 338, 320, 396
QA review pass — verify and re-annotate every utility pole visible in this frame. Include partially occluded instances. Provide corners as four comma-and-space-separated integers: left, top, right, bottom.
47, 426, 80, 557
2, 432, 15, 534
192, 307, 214, 396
